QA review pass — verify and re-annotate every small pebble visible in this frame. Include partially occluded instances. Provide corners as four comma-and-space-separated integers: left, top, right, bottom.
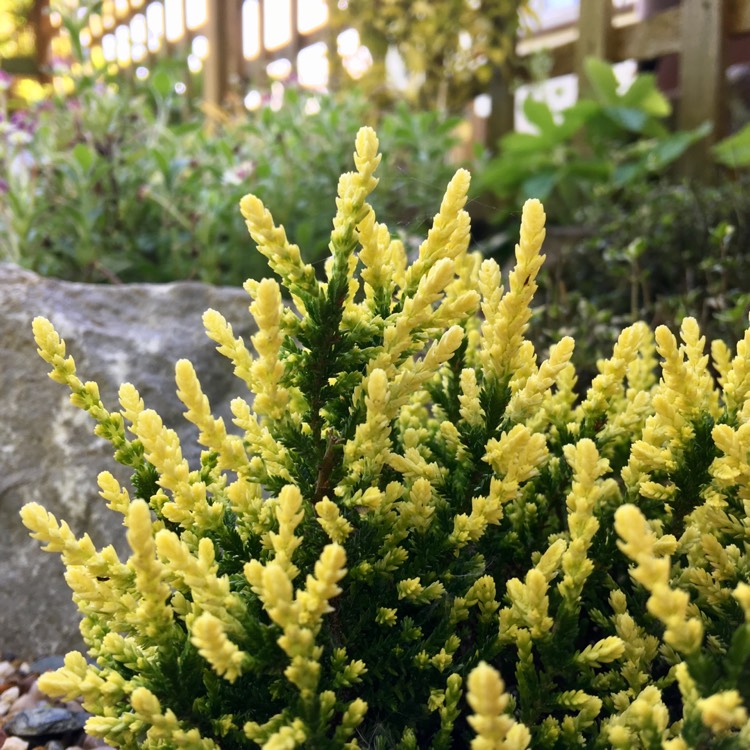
0, 666, 14, 683
80, 739, 113, 750
0, 656, 113, 750
8, 683, 47, 717
3, 707, 88, 738
0, 688, 19, 718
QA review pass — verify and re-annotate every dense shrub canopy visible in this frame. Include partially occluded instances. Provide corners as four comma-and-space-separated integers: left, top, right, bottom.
23, 128, 750, 749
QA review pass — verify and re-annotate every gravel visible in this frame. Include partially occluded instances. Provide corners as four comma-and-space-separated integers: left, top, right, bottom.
0, 655, 113, 750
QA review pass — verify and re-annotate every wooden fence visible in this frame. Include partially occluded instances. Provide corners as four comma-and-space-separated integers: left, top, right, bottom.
515, 0, 750, 174
7, 0, 750, 170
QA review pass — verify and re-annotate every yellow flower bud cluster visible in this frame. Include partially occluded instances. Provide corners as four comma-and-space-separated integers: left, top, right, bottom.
557, 439, 610, 604
478, 199, 546, 382
467, 662, 531, 750
499, 540, 566, 640
622, 318, 721, 499
615, 504, 701, 654
24, 127, 750, 748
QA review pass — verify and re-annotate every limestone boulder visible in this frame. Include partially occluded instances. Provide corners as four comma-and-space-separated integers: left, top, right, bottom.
0, 264, 255, 658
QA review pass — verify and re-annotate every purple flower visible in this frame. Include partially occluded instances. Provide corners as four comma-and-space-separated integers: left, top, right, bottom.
0, 70, 11, 92
10, 110, 36, 134
0, 178, 8, 193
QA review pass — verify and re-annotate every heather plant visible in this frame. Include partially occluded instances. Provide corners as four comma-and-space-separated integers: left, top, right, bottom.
22, 128, 750, 748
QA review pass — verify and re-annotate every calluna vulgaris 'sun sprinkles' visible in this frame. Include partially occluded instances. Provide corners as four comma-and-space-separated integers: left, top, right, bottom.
21, 127, 750, 749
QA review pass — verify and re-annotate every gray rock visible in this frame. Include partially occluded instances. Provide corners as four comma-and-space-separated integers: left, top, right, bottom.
3, 706, 87, 738
0, 264, 256, 657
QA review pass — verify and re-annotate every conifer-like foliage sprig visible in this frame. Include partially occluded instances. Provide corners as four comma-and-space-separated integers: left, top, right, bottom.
24, 127, 750, 749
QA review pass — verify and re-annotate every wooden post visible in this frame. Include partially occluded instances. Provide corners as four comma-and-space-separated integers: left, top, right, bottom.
290, 0, 300, 81
678, 0, 728, 178
326, 0, 343, 90
576, 0, 612, 97
225, 0, 245, 94
484, 69, 515, 152
205, 0, 230, 109
30, 0, 53, 82
257, 0, 267, 84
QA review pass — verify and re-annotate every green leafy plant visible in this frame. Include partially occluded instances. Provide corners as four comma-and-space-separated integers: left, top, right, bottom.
528, 174, 750, 388
0, 0, 35, 68
476, 58, 710, 225
22, 129, 750, 749
714, 122, 750, 169
0, 73, 458, 285
331, 0, 532, 111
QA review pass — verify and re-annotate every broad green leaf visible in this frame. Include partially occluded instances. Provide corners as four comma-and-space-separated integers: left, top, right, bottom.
620, 72, 671, 117
172, 121, 203, 136
523, 96, 557, 136
645, 123, 711, 170
151, 149, 171, 176
584, 57, 619, 105
522, 169, 559, 201
565, 160, 611, 180
713, 123, 750, 168
613, 161, 645, 187
557, 100, 599, 140
477, 153, 551, 194
500, 130, 553, 155
72, 143, 95, 172
602, 105, 649, 133
150, 69, 173, 98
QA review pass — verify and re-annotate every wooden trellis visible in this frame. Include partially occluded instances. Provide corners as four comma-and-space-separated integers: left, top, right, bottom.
6, 0, 750, 161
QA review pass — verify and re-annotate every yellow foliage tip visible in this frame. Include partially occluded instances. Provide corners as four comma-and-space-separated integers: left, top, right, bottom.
518, 198, 546, 258
191, 612, 249, 683
354, 126, 381, 182
467, 662, 531, 750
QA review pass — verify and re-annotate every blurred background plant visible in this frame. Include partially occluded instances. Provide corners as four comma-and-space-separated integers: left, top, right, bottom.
330, 0, 534, 111
0, 61, 459, 284
1, 0, 750, 372
463, 55, 750, 382
527, 175, 750, 386
0, 1, 36, 63
473, 58, 711, 229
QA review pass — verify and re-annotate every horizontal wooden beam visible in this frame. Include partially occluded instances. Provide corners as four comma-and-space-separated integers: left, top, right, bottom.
521, 0, 749, 80
611, 6, 681, 61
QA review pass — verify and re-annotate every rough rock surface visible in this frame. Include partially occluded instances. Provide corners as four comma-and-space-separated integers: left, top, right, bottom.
0, 264, 256, 657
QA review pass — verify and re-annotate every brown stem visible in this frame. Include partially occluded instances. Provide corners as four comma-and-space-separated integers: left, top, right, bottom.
312, 432, 340, 507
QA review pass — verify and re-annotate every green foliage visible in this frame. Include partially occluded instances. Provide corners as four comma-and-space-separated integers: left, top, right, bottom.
476, 58, 710, 225
530, 175, 750, 386
714, 122, 750, 169
0, 74, 458, 284
23, 130, 750, 749
331, 0, 531, 111
0, 0, 34, 61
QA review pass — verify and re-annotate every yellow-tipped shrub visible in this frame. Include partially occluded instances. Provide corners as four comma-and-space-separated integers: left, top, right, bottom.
23, 128, 750, 748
